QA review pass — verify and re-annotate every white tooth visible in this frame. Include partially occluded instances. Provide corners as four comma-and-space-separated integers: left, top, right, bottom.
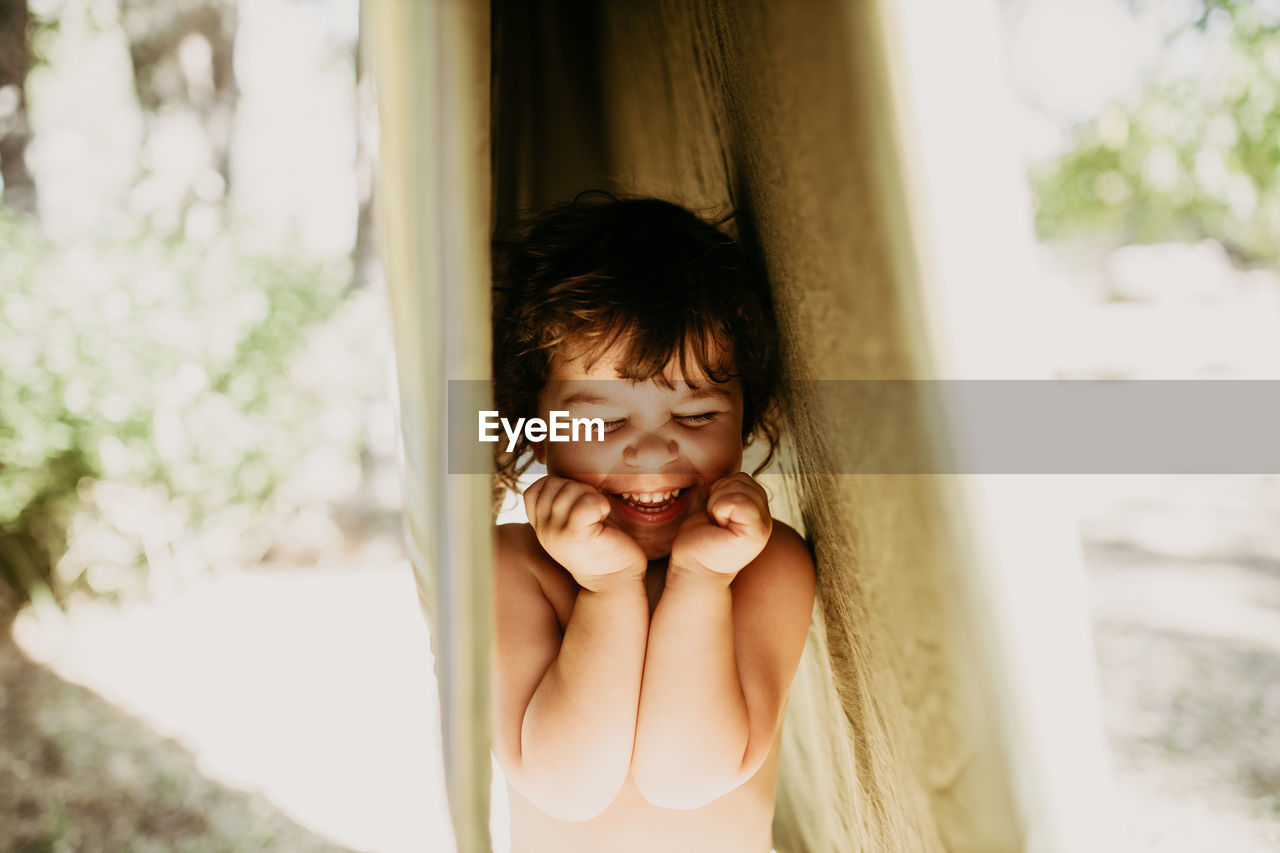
624, 491, 682, 505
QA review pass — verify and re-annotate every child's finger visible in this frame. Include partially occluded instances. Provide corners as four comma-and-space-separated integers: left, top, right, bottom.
710, 491, 753, 526
522, 476, 550, 520
709, 473, 765, 506
709, 489, 770, 537
707, 472, 745, 493
548, 480, 589, 529
711, 479, 757, 512
717, 477, 768, 513
709, 478, 764, 509
529, 476, 570, 528
566, 491, 610, 532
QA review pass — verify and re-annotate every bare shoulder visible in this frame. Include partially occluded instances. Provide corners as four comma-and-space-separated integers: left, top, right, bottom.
765, 520, 814, 570
731, 520, 815, 634
493, 523, 556, 616
495, 523, 571, 594
494, 522, 555, 601
737, 520, 815, 592
495, 522, 539, 572
490, 525, 560, 674
491, 525, 565, 772
494, 522, 580, 631
729, 519, 815, 765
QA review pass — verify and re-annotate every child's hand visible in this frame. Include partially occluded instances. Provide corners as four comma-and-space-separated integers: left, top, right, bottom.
669, 473, 772, 581
524, 476, 648, 592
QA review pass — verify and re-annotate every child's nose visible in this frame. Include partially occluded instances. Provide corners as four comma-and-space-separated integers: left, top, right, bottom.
623, 431, 679, 469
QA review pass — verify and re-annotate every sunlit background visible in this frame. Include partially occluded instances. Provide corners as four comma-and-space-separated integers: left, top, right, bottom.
1, 0, 1278, 851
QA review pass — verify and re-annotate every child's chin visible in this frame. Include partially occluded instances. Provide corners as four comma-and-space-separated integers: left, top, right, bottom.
633, 531, 677, 562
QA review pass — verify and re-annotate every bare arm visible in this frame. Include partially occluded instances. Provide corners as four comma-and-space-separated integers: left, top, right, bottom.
632, 484, 814, 809
491, 479, 651, 821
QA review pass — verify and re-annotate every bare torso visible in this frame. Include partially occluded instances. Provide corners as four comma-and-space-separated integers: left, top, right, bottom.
505, 541, 781, 853
506, 756, 779, 853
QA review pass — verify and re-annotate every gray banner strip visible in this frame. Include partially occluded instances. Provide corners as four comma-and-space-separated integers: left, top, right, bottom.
448, 380, 1280, 474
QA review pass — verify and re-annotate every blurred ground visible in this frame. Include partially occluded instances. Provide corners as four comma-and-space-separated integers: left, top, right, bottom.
1041, 240, 1280, 851
0, 631, 353, 853
1078, 477, 1280, 852
4, 531, 455, 853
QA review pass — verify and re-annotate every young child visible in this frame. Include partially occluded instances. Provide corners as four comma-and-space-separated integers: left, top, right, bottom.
490, 196, 815, 853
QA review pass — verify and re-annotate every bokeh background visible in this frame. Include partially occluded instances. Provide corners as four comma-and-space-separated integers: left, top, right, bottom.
1, 0, 1278, 850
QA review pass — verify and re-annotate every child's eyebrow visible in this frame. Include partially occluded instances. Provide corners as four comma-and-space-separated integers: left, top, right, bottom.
558, 391, 611, 407
555, 384, 732, 408
679, 385, 732, 402
555, 379, 737, 407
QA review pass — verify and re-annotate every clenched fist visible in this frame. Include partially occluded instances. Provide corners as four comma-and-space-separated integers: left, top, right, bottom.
669, 473, 772, 581
524, 476, 648, 592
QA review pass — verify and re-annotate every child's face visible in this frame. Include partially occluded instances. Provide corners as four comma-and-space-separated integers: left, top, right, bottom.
535, 336, 745, 561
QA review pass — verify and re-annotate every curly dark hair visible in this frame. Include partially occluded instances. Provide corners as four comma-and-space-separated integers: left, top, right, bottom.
491, 193, 782, 492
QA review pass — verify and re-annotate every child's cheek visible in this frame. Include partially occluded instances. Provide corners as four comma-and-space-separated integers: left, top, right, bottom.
543, 436, 616, 481
696, 422, 745, 476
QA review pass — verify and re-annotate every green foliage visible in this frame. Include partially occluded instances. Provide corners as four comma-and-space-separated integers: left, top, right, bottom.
0, 211, 379, 613
1033, 1, 1280, 264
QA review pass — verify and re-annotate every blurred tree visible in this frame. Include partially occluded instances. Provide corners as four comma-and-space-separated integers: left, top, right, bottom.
0, 0, 38, 215
118, 0, 238, 227
1033, 0, 1280, 266
353, 0, 379, 291
0, 211, 367, 621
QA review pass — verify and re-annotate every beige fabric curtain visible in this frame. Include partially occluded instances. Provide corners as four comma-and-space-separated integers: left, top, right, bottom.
365, 1, 494, 850
368, 1, 1113, 851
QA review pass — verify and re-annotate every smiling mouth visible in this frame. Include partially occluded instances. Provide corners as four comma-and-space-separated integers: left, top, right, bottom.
613, 488, 685, 513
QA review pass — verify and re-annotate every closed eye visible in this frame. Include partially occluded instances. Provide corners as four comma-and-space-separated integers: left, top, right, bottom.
602, 418, 627, 433
675, 412, 719, 426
